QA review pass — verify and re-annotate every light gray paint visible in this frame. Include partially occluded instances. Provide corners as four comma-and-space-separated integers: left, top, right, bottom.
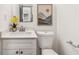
56, 4, 79, 55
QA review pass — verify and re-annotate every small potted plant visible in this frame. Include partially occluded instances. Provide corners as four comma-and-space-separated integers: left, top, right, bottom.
9, 16, 19, 32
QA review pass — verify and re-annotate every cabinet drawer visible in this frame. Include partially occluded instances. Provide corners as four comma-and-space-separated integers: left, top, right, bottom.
3, 39, 36, 49
2, 49, 19, 55
20, 48, 36, 55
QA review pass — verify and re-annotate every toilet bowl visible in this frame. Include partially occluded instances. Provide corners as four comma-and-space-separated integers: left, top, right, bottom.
42, 49, 58, 55
37, 31, 58, 55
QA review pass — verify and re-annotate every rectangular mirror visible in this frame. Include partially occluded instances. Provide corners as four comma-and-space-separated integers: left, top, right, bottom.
19, 4, 33, 22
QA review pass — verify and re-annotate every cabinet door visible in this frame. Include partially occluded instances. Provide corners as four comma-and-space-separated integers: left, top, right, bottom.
20, 48, 36, 55
2, 49, 19, 55
3, 39, 36, 49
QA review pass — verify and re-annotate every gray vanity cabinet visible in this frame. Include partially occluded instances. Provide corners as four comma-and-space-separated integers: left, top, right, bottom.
2, 39, 37, 55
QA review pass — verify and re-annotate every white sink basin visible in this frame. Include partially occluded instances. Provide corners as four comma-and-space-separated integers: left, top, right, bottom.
1, 30, 37, 38
7, 32, 33, 36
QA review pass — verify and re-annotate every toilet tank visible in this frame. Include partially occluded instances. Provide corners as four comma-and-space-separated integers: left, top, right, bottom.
37, 31, 55, 49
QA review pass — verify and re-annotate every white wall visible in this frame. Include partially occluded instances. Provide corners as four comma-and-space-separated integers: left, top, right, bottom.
0, 5, 11, 31
56, 4, 79, 55
0, 4, 56, 31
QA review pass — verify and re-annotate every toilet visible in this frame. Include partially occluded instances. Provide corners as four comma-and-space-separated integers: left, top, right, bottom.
37, 31, 58, 55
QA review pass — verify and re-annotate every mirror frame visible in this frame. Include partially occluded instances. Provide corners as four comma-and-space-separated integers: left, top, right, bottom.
19, 4, 33, 22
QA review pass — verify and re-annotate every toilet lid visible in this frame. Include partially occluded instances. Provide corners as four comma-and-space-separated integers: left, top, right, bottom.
42, 49, 58, 55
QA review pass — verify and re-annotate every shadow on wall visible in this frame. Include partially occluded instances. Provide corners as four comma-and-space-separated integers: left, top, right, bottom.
57, 39, 66, 55
52, 36, 65, 55
52, 36, 58, 54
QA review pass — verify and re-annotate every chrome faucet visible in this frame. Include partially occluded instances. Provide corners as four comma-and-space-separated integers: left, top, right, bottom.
19, 26, 25, 32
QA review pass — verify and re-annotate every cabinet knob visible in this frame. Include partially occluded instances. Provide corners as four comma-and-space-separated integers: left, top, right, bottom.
20, 51, 23, 54
16, 51, 18, 54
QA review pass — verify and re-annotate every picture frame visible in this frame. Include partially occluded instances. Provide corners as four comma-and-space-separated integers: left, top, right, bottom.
37, 4, 52, 25
20, 5, 33, 22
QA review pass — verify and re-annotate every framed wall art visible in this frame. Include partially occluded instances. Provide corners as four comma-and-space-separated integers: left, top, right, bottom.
37, 4, 52, 25
20, 5, 33, 22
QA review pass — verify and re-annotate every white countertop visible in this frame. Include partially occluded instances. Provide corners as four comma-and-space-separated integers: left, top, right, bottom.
1, 30, 38, 38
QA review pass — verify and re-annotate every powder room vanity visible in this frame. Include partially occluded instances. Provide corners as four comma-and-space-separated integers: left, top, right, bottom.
1, 30, 38, 55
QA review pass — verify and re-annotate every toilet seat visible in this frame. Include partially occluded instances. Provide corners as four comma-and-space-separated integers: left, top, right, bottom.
42, 49, 58, 55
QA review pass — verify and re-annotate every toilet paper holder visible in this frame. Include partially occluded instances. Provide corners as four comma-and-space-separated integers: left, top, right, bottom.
66, 40, 79, 48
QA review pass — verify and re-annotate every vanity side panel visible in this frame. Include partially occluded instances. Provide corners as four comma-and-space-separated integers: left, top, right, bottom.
0, 32, 1, 55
